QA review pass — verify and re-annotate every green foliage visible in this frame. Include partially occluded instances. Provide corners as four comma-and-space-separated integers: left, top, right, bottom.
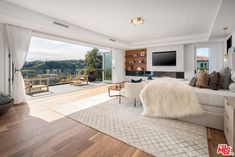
22, 49, 103, 82
21, 69, 36, 78
84, 48, 103, 82
22, 59, 86, 78
85, 48, 102, 74
66, 74, 73, 82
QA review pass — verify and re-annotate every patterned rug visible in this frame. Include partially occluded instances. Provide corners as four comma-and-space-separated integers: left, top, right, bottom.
51, 95, 209, 157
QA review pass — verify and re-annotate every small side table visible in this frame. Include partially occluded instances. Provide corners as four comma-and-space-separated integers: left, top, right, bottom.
108, 83, 124, 103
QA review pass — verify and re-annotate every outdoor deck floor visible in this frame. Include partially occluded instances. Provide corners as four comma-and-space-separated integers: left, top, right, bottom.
26, 81, 108, 100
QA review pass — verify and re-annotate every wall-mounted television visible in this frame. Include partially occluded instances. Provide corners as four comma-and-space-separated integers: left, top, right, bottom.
152, 51, 176, 66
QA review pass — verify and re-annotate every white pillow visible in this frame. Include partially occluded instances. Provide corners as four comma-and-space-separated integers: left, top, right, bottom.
229, 82, 235, 92
231, 73, 235, 82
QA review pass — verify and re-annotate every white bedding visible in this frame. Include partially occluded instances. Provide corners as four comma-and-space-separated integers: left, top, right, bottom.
140, 78, 205, 118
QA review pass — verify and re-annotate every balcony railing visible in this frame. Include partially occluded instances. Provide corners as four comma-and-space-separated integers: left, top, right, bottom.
22, 68, 103, 86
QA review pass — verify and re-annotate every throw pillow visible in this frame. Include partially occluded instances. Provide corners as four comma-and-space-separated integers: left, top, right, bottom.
209, 71, 221, 90
231, 73, 235, 82
229, 82, 235, 92
131, 78, 142, 83
196, 72, 209, 88
188, 77, 197, 87
219, 67, 231, 89
220, 75, 224, 89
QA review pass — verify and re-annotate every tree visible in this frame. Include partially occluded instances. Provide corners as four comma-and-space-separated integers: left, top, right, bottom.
84, 48, 103, 81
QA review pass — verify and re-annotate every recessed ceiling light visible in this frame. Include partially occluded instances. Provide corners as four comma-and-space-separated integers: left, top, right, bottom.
131, 17, 144, 25
223, 27, 229, 36
182, 17, 187, 23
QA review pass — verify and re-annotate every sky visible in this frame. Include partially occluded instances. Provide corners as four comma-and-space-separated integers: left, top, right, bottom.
196, 48, 209, 57
27, 36, 104, 61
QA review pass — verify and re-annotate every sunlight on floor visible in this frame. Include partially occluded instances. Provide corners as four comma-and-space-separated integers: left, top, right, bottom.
26, 85, 113, 122
50, 93, 114, 116
26, 82, 108, 100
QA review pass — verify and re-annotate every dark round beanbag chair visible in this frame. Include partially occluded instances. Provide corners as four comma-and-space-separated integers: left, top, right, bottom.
0, 93, 14, 116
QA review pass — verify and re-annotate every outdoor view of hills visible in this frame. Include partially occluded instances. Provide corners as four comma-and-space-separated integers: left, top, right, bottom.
22, 59, 86, 78
22, 48, 103, 85
22, 59, 88, 85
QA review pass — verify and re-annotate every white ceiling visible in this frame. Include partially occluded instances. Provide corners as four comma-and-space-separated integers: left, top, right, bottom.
3, 0, 223, 46
209, 0, 235, 40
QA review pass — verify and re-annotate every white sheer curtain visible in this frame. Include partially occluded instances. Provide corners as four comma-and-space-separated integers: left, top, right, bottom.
208, 41, 224, 72
5, 25, 32, 104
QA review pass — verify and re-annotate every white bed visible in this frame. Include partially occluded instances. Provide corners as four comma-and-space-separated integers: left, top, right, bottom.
141, 79, 235, 130
180, 87, 235, 130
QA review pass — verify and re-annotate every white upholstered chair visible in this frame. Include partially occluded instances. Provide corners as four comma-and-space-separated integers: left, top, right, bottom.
120, 82, 144, 107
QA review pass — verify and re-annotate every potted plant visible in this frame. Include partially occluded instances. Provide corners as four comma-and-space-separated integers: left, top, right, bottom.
85, 67, 96, 82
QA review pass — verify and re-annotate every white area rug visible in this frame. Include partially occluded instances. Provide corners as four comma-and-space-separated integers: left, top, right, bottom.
51, 95, 209, 157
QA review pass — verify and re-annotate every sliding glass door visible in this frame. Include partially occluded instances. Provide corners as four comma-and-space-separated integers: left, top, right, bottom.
102, 51, 112, 82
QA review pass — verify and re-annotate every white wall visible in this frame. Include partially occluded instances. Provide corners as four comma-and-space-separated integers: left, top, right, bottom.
209, 41, 224, 72
184, 44, 195, 80
124, 41, 224, 80
147, 45, 184, 72
184, 41, 224, 80
112, 48, 125, 83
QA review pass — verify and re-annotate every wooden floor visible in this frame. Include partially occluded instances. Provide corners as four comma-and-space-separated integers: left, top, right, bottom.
0, 85, 228, 157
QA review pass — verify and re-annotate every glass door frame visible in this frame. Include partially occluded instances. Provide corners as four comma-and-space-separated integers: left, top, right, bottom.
101, 51, 113, 83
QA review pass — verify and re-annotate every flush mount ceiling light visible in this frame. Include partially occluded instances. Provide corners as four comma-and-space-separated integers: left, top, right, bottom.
223, 27, 228, 36
131, 17, 144, 25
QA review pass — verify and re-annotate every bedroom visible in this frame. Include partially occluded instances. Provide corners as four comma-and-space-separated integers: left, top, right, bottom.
0, 0, 235, 157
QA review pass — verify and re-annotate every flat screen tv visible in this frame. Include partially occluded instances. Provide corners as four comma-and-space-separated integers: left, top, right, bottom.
152, 51, 176, 66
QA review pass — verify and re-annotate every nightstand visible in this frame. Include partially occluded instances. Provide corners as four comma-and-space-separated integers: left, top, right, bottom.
224, 96, 235, 150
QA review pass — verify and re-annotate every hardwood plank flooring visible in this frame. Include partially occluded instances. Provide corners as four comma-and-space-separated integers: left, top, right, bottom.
0, 85, 228, 157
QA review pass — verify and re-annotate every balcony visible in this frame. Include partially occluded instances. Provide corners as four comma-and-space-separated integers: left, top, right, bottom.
22, 68, 106, 100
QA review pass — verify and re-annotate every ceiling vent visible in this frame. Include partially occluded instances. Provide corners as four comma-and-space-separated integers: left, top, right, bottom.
53, 21, 69, 28
109, 38, 116, 42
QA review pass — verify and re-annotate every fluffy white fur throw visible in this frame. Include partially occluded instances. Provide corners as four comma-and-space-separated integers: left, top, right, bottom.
140, 78, 205, 118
